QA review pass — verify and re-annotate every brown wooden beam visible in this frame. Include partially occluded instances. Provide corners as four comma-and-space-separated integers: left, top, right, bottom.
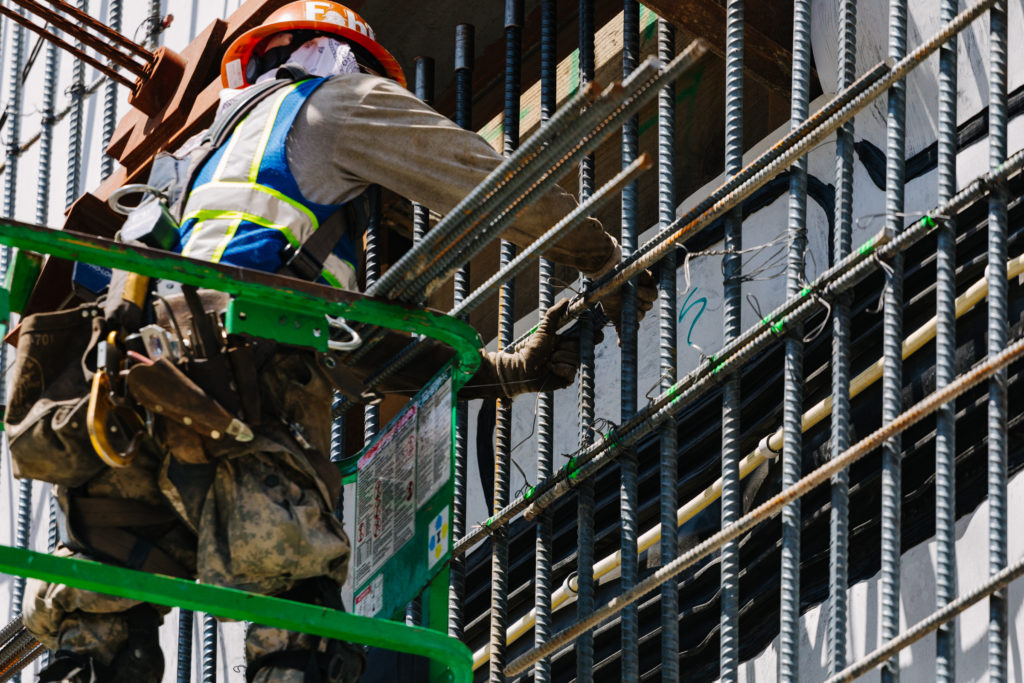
640, 0, 795, 97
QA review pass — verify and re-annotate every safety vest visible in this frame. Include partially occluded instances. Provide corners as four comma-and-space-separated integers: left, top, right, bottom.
177, 77, 359, 290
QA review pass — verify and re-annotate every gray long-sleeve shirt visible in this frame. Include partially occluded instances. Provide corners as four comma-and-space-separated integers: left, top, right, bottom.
285, 73, 620, 278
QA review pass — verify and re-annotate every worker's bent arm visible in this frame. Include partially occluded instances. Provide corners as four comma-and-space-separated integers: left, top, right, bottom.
288, 73, 619, 278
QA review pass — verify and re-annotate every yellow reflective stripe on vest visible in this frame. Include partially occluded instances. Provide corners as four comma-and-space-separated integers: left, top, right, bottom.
180, 209, 299, 263
322, 252, 358, 291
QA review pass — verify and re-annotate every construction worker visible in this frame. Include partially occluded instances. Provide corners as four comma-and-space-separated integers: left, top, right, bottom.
14, 3, 656, 682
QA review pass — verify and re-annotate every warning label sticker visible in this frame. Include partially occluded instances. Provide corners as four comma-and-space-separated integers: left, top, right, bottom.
417, 375, 453, 506
353, 407, 417, 586
353, 573, 383, 617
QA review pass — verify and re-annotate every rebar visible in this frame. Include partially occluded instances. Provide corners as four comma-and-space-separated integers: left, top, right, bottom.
42, 0, 150, 59
64, 0, 87, 209
0, 3, 133, 87
986, 2, 1009, 680
100, 0, 121, 179
720, 0, 743, 679
656, 16, 679, 683
575, 1, 596, 678
201, 613, 216, 683
827, 555, 1024, 683
533, 2, 556, 680
489, 4, 521, 679
880, 1, 908, 679
0, 633, 41, 683
504, 334, 1024, 676
448, 22, 473, 642
828, 0, 856, 674
412, 56, 434, 243
580, 0, 997, 313
462, 148, 1024, 554
934, 0, 959, 678
177, 609, 193, 683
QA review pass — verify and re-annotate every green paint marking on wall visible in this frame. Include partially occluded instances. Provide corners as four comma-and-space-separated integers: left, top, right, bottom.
520, 106, 531, 123
482, 124, 502, 143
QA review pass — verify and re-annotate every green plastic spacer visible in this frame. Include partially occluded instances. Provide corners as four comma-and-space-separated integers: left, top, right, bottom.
800, 286, 811, 297
771, 318, 786, 334
857, 237, 876, 255
922, 215, 936, 229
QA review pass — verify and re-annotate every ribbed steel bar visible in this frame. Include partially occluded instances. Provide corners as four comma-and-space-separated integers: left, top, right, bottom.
0, 3, 134, 87
490, 4, 521, 680
64, 0, 87, 209
934, 0, 958, 677
452, 156, 649, 318
35, 38, 58, 225
533, 2, 556, 680
575, 1, 596, 678
505, 335, 1024, 676
42, 0, 150, 59
580, 0, 996, 312
412, 56, 434, 243
986, 1, 1009, 680
371, 45, 701, 303
656, 17, 679, 682
619, 1, 641, 677
448, 21, 473, 642
780, 0, 812, 678
0, 633, 40, 683
5, 18, 28, 675
99, 0, 121, 179
0, 643, 43, 683
145, 0, 160, 48
8, 0, 147, 74
461, 147, 1024, 557
827, 0, 856, 675
828, 555, 1024, 683
176, 609, 193, 683
720, 0, 743, 679
880, 0, 908, 679
201, 613, 216, 683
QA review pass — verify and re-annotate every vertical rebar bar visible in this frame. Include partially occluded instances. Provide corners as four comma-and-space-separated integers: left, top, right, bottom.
720, 1, 743, 680
934, 0, 958, 678
780, 0, 812, 680
100, 0, 121, 179
448, 22, 474, 642
65, 0, 88, 210
490, 4, 521, 680
880, 0, 908, 679
200, 614, 216, 683
576, 2, 596, 680
412, 56, 435, 243
827, 0, 856, 675
656, 17, 679, 682
5, 18, 28, 676
533, 2, 556, 680
146, 0, 161, 49
176, 609, 193, 683
986, 1, 1008, 680
619, 1, 641, 678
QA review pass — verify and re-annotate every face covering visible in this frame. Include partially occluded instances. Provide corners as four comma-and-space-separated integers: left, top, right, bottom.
254, 35, 360, 84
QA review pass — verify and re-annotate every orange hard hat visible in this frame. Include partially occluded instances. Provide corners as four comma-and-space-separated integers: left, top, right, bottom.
221, 1, 406, 88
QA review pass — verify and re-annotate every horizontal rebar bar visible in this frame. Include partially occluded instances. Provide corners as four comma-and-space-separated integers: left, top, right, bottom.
0, 5, 134, 87
577, 0, 996, 314
43, 0, 151, 60
504, 334, 1024, 676
454, 153, 651, 316
825, 555, 1024, 683
10, 0, 149, 74
373, 42, 708, 304
0, 619, 21, 650
452, 145, 1024, 555
0, 641, 41, 683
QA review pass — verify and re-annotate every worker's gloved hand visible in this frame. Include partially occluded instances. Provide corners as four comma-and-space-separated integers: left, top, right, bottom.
460, 299, 580, 399
599, 268, 659, 344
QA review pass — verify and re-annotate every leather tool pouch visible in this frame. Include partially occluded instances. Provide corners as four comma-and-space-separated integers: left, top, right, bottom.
5, 304, 108, 486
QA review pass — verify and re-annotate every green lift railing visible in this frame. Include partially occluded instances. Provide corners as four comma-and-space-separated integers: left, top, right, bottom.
0, 217, 478, 683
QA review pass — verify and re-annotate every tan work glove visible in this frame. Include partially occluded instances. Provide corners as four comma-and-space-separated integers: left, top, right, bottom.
459, 299, 580, 400
599, 268, 659, 343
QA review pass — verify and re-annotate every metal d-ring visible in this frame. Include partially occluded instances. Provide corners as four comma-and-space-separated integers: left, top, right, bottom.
107, 184, 167, 215
326, 316, 363, 352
